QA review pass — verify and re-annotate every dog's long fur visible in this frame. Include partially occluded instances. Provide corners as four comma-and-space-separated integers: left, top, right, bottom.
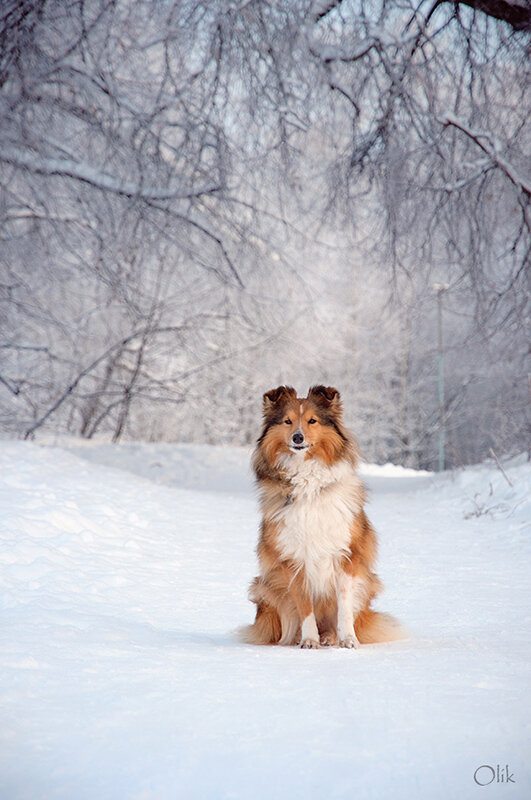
238, 385, 406, 648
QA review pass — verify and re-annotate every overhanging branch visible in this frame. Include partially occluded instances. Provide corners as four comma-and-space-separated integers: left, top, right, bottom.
427, 0, 531, 31
0, 146, 221, 202
440, 113, 531, 197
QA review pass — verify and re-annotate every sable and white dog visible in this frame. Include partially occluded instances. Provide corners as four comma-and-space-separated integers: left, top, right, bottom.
239, 385, 406, 648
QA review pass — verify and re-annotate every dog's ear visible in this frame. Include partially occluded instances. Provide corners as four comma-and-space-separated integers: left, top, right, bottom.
263, 385, 296, 415
307, 385, 342, 417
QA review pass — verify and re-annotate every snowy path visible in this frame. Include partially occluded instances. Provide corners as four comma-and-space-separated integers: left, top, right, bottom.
0, 441, 529, 799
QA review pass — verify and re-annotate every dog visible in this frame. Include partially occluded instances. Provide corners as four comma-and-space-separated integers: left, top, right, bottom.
239, 385, 406, 648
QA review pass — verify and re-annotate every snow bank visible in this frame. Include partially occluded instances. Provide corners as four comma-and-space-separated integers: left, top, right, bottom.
55, 438, 255, 494
448, 453, 531, 531
0, 441, 529, 799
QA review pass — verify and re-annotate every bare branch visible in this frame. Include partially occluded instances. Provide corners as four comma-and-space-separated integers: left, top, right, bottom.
437, 0, 531, 31
439, 113, 531, 197
0, 373, 20, 396
0, 146, 222, 202
311, 0, 345, 23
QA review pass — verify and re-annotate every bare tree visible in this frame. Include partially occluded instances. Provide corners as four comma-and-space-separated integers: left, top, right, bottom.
1, 0, 529, 465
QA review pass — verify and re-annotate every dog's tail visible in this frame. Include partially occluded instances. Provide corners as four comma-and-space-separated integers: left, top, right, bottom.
355, 609, 408, 644
236, 602, 282, 645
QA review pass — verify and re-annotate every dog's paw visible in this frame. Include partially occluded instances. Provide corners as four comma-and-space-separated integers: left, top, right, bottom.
320, 631, 337, 647
338, 634, 360, 649
300, 638, 320, 649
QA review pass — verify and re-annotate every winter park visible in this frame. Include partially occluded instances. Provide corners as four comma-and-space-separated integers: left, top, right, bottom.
1, 2, 530, 799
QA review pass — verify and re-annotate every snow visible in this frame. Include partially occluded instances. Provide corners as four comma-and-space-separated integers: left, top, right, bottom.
0, 440, 529, 799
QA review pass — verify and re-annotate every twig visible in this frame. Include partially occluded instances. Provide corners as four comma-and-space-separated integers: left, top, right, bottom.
0, 373, 20, 396
489, 448, 513, 488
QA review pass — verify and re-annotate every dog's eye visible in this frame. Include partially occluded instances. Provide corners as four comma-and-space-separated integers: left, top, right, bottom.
284, 418, 292, 425
308, 418, 317, 424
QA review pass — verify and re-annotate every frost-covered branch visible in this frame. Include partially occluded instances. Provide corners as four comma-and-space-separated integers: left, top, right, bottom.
311, 0, 344, 23
0, 373, 20, 396
440, 114, 531, 197
307, 25, 411, 65
0, 146, 221, 202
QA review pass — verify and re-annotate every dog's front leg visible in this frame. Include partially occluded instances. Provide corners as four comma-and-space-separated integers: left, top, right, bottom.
284, 567, 320, 648
337, 570, 366, 649
299, 602, 320, 649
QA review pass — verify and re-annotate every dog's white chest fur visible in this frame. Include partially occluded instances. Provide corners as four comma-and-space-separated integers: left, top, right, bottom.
275, 454, 364, 598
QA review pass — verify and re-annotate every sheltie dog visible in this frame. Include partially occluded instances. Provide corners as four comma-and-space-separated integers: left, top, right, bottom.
239, 385, 406, 648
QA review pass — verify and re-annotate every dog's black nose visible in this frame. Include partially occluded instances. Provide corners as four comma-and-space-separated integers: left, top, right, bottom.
292, 432, 304, 445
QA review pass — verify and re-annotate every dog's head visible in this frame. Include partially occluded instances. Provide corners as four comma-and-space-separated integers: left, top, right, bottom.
258, 384, 348, 465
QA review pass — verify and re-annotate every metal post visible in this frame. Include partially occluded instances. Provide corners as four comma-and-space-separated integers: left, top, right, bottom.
434, 284, 449, 471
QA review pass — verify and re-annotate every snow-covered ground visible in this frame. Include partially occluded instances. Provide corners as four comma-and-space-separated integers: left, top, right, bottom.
0, 440, 529, 800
